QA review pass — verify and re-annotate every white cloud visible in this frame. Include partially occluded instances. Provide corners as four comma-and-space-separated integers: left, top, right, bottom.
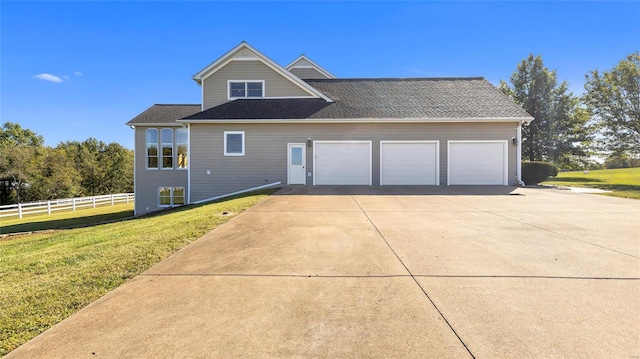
74, 71, 83, 76
32, 73, 64, 83
63, 75, 70, 79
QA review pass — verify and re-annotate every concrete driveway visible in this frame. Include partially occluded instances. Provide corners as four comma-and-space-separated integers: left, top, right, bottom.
7, 186, 640, 358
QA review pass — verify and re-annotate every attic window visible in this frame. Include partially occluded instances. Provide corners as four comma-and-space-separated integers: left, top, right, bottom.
228, 81, 264, 99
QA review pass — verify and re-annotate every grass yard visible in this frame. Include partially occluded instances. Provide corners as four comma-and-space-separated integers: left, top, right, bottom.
543, 167, 640, 199
1, 203, 134, 235
0, 189, 276, 356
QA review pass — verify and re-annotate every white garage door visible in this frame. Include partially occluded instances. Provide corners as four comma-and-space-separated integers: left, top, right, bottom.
448, 141, 508, 185
314, 141, 371, 185
381, 141, 439, 185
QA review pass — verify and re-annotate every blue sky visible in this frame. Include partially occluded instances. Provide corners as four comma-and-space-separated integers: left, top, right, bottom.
1, 1, 638, 149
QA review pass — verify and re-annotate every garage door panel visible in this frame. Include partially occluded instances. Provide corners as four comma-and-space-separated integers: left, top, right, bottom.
381, 142, 438, 185
315, 142, 371, 185
448, 142, 507, 185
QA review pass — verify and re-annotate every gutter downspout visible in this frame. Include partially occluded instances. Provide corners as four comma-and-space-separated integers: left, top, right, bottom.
187, 123, 191, 204
516, 121, 525, 186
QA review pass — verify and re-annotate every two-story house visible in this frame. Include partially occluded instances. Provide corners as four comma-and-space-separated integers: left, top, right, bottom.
127, 42, 532, 216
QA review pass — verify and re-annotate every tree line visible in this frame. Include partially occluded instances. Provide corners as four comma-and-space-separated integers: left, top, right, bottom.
0, 122, 133, 205
499, 51, 639, 170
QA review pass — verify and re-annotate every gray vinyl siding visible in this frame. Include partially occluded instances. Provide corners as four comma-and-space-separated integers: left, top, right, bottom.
202, 61, 313, 110
290, 67, 331, 79
134, 126, 188, 216
189, 122, 519, 202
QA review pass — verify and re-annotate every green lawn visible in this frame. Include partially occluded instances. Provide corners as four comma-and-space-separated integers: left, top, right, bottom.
0, 189, 276, 356
543, 167, 640, 199
1, 203, 135, 234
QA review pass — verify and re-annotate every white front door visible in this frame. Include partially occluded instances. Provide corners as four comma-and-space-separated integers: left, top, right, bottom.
288, 143, 306, 185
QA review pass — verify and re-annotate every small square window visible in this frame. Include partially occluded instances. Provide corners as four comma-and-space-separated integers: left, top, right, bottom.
247, 82, 263, 97
229, 82, 245, 98
224, 131, 245, 156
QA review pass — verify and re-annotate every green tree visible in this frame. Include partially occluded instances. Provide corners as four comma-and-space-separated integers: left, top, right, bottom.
500, 54, 593, 167
0, 122, 45, 204
584, 52, 640, 158
28, 147, 82, 201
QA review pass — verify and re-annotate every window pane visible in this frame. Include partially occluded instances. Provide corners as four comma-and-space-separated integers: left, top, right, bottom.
173, 187, 184, 205
161, 129, 173, 143
176, 128, 188, 143
247, 82, 263, 97
230, 82, 245, 98
177, 144, 188, 168
147, 144, 158, 168
162, 145, 173, 168
146, 129, 157, 143
159, 187, 171, 206
147, 144, 158, 156
226, 134, 243, 153
291, 147, 302, 165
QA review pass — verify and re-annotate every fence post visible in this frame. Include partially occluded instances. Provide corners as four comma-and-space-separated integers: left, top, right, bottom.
47, 201, 51, 215
111, 194, 114, 206
18, 203, 23, 219
92, 196, 96, 208
126, 194, 130, 204
73, 198, 76, 211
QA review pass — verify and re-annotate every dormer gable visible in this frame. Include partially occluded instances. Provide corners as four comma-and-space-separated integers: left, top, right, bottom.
192, 42, 332, 110
285, 55, 336, 80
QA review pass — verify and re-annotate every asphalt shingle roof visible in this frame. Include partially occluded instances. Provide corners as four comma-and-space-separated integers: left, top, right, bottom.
126, 104, 201, 125
127, 78, 532, 124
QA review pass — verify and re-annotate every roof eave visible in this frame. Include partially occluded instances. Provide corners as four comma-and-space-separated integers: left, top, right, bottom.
177, 117, 533, 124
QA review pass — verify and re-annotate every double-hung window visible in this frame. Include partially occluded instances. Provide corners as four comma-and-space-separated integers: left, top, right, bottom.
224, 131, 245, 156
176, 128, 188, 169
161, 128, 173, 169
228, 81, 264, 99
159, 187, 184, 207
146, 129, 158, 169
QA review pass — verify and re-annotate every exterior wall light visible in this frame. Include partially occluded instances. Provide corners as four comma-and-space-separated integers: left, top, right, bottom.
307, 138, 312, 147
512, 137, 518, 145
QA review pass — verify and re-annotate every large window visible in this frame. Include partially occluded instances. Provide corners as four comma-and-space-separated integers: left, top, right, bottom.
176, 128, 188, 169
224, 131, 245, 156
161, 128, 173, 169
146, 129, 158, 169
159, 187, 185, 207
228, 81, 264, 99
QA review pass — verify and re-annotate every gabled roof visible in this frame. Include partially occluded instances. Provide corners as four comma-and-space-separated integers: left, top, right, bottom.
191, 42, 332, 102
285, 55, 336, 79
126, 104, 201, 126
178, 78, 532, 122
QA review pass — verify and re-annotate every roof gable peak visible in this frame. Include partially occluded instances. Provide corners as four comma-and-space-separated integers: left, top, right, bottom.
192, 42, 332, 102
285, 54, 336, 79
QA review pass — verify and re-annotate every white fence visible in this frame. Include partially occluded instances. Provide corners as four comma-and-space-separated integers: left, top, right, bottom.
0, 193, 134, 219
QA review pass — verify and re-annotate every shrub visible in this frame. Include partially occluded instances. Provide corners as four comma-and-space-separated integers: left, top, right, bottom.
522, 161, 558, 185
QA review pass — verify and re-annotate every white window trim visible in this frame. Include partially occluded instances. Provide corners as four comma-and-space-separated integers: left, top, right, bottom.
160, 128, 174, 170
227, 80, 265, 100
224, 131, 245, 156
145, 128, 158, 170
158, 186, 185, 207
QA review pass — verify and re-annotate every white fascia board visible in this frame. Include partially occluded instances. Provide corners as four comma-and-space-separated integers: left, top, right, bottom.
177, 117, 533, 124
192, 42, 333, 103
285, 54, 337, 79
